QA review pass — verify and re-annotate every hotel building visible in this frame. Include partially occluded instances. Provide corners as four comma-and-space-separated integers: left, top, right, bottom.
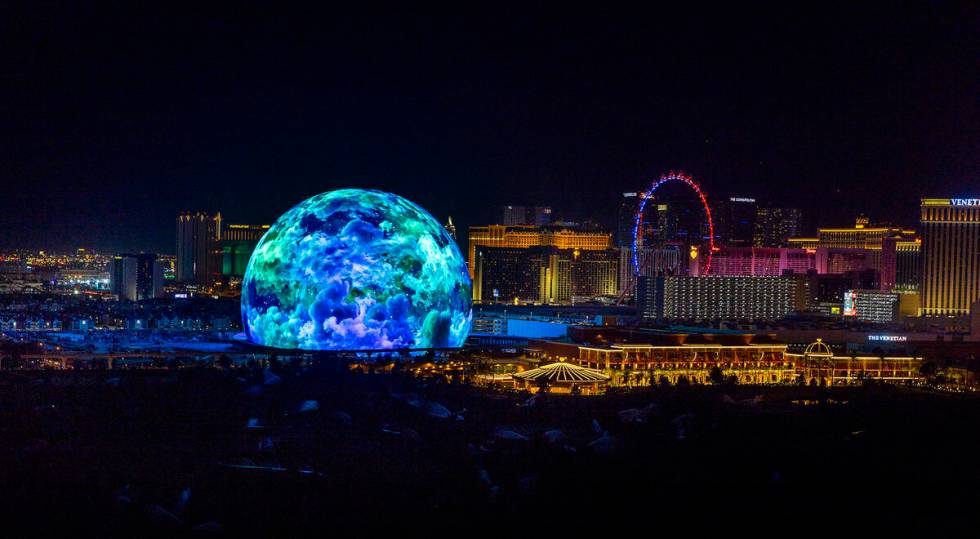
753, 206, 801, 247
637, 275, 808, 321
176, 211, 221, 286
110, 253, 163, 301
472, 245, 619, 304
499, 205, 552, 226
220, 223, 270, 278
787, 217, 915, 265
894, 239, 921, 292
695, 246, 815, 276
920, 198, 980, 316
842, 289, 900, 323
713, 197, 758, 247
788, 217, 917, 293
467, 225, 611, 279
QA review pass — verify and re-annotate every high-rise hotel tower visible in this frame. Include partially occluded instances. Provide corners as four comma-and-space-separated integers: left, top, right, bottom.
920, 198, 980, 316
177, 211, 221, 286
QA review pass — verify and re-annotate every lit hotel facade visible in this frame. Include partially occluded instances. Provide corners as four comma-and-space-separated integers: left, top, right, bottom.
787, 218, 916, 272
467, 225, 611, 279
637, 275, 808, 321
920, 198, 980, 316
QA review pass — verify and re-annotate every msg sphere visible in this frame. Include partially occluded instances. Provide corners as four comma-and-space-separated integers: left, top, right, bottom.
241, 189, 473, 350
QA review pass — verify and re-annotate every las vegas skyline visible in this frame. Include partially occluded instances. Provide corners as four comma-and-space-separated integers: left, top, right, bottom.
1, 6, 977, 253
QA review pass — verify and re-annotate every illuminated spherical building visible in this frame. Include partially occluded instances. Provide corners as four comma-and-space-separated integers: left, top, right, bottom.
242, 189, 472, 350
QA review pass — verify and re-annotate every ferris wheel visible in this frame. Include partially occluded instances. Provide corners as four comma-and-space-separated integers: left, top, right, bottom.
631, 170, 716, 276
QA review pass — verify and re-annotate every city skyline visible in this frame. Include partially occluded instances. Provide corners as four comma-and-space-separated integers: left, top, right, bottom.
2, 8, 978, 535
2, 7, 977, 252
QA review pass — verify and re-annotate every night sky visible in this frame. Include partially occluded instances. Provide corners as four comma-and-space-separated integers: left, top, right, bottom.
2, 5, 977, 253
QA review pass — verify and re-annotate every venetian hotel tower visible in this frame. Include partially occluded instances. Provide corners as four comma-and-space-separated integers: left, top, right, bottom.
919, 198, 980, 316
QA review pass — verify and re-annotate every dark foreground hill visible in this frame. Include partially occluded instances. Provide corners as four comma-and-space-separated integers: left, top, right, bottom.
0, 365, 976, 535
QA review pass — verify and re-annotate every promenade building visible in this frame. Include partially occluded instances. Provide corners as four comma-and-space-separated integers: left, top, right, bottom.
530, 331, 923, 386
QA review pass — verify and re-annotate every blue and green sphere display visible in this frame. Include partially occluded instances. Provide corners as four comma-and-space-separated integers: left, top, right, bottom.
241, 189, 472, 350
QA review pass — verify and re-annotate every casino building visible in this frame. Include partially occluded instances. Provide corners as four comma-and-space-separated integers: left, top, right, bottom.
920, 198, 980, 316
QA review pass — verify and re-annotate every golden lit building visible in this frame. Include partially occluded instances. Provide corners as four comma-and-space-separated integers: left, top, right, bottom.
813, 218, 916, 250
529, 335, 923, 387
920, 198, 980, 316
787, 339, 922, 386
467, 225, 611, 278
578, 342, 795, 385
895, 239, 921, 291
472, 246, 618, 304
787, 217, 917, 282
789, 217, 915, 250
786, 237, 819, 250
512, 361, 609, 394
221, 223, 269, 242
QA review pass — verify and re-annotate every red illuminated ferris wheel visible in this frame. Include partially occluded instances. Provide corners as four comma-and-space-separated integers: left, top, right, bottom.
630, 170, 716, 276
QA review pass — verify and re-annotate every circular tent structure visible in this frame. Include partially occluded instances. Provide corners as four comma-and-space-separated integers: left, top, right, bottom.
513, 361, 610, 394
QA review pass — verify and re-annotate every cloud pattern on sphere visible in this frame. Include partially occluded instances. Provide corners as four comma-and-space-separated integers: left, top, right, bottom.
241, 189, 472, 350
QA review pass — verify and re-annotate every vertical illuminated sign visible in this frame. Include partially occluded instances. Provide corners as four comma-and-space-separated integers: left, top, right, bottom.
842, 290, 857, 316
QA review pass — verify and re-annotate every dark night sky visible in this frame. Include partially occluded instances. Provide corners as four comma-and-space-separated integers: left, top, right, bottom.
1, 5, 977, 253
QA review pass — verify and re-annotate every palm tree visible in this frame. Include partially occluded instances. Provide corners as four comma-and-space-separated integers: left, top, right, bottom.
919, 361, 937, 381
708, 366, 725, 385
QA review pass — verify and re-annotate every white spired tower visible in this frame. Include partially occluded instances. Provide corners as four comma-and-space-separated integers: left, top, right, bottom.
444, 215, 457, 240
